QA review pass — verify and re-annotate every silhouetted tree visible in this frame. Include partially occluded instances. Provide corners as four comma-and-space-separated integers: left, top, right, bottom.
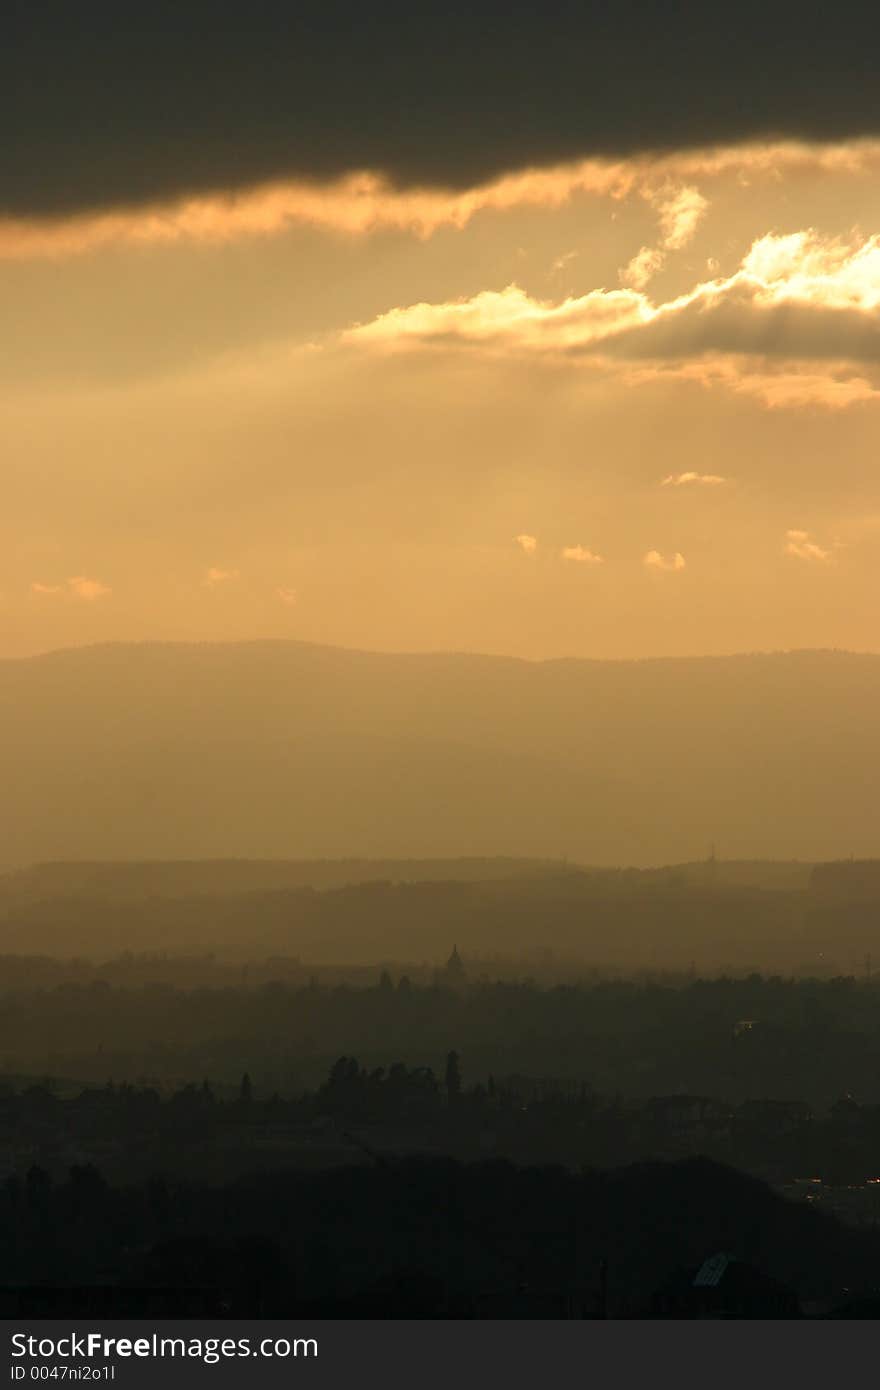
445, 1050, 462, 1104
26, 1165, 52, 1212
68, 1164, 107, 1210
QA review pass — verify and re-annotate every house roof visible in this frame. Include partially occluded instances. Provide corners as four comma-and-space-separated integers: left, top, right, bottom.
657, 1256, 796, 1300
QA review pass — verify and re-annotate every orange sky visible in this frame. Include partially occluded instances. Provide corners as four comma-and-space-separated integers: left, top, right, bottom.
3, 139, 879, 660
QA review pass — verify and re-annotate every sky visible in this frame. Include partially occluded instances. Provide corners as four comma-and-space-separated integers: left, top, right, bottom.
4, 3, 880, 661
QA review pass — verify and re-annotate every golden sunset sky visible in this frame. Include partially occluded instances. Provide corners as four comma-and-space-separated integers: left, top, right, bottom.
4, 5, 880, 661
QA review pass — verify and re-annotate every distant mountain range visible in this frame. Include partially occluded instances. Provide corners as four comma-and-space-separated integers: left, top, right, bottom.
1, 640, 877, 866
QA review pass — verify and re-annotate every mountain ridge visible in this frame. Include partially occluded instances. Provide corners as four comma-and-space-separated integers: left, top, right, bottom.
5, 637, 879, 669
2, 640, 878, 867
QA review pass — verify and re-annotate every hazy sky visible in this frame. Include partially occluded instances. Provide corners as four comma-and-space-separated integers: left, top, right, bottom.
4, 6, 880, 660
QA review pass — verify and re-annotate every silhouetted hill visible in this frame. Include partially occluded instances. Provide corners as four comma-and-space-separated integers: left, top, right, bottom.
0, 855, 814, 913
0, 856, 570, 903
1, 640, 878, 865
0, 869, 831, 969
811, 859, 880, 899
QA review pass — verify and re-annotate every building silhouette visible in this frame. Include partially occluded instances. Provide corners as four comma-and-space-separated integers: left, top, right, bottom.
443, 945, 467, 988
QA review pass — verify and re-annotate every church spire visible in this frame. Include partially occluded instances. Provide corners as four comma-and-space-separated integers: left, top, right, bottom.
445, 944, 466, 985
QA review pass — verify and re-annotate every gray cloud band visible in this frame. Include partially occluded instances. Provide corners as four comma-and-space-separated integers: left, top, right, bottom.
4, 0, 880, 216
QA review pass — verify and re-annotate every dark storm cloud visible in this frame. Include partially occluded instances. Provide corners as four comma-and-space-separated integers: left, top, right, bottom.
5, 0, 880, 217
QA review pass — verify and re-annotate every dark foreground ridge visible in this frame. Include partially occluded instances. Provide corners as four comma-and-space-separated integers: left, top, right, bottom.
1, 1155, 876, 1318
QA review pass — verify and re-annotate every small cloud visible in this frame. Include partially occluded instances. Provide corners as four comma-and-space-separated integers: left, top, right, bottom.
620, 245, 665, 290
651, 184, 709, 251
552, 249, 578, 273
644, 550, 686, 571
205, 566, 240, 586
620, 185, 708, 290
31, 577, 110, 600
515, 534, 538, 554
784, 529, 833, 562
561, 545, 604, 566
661, 472, 727, 487
67, 575, 111, 601
276, 585, 298, 605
